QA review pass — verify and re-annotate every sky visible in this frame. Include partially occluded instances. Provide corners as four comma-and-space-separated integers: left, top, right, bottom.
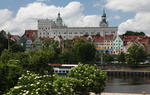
0, 0, 150, 36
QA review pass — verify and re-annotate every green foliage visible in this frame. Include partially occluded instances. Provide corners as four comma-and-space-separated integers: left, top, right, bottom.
59, 50, 77, 64
126, 44, 147, 64
95, 33, 101, 37
117, 52, 126, 63
0, 60, 23, 94
42, 39, 52, 48
0, 30, 8, 55
68, 64, 107, 94
3, 64, 107, 95
64, 39, 73, 49
73, 39, 96, 63
103, 54, 114, 63
123, 31, 145, 36
53, 76, 81, 95
1, 49, 14, 64
27, 50, 54, 75
4, 71, 54, 95
10, 43, 25, 53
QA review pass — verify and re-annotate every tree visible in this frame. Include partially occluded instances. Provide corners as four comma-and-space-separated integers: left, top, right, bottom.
123, 31, 145, 36
28, 50, 54, 75
0, 30, 8, 55
42, 39, 52, 48
117, 52, 126, 64
53, 76, 81, 95
126, 44, 147, 64
1, 49, 14, 64
68, 64, 107, 95
103, 54, 114, 64
59, 50, 77, 64
10, 43, 25, 53
96, 33, 101, 37
0, 60, 23, 94
64, 39, 73, 49
73, 39, 96, 63
4, 71, 54, 95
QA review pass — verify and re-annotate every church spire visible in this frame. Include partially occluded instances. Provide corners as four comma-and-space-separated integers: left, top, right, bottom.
102, 9, 106, 17
58, 12, 60, 17
99, 9, 108, 27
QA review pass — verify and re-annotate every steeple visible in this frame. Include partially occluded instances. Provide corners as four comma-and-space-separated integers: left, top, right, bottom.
99, 9, 108, 27
56, 12, 62, 22
58, 12, 60, 17
56, 12, 63, 27
102, 9, 106, 17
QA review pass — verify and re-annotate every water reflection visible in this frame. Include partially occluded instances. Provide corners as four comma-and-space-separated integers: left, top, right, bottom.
104, 76, 150, 93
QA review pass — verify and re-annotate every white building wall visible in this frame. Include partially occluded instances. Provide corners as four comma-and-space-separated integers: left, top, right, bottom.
38, 19, 118, 40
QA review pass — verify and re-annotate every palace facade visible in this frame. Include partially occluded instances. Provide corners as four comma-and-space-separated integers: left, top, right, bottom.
37, 10, 118, 40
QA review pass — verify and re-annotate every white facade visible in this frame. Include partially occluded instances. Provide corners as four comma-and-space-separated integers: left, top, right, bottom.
38, 12, 118, 40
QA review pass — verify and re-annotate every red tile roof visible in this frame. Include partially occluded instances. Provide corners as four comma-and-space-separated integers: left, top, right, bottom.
24, 30, 38, 41
94, 36, 104, 43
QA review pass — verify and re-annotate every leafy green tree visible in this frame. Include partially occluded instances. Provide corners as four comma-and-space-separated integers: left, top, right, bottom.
123, 31, 145, 36
103, 54, 114, 64
10, 43, 25, 53
0, 30, 8, 55
0, 60, 23, 94
4, 71, 54, 95
96, 33, 101, 37
53, 76, 81, 95
68, 64, 107, 95
73, 39, 96, 63
28, 50, 54, 75
42, 39, 52, 48
64, 39, 73, 49
126, 44, 147, 64
14, 52, 30, 67
117, 52, 126, 64
59, 50, 77, 64
1, 49, 15, 64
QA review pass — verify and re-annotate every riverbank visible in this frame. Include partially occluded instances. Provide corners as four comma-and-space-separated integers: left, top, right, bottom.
90, 92, 150, 95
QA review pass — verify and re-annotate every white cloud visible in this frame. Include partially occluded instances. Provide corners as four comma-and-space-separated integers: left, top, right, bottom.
105, 0, 150, 35
0, 9, 12, 31
105, 0, 150, 12
0, 1, 101, 35
119, 12, 150, 35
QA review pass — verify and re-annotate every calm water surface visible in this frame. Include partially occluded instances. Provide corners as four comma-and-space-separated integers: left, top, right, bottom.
104, 76, 150, 94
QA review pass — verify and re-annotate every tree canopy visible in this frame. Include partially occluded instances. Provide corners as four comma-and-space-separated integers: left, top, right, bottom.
123, 31, 145, 36
68, 64, 107, 95
73, 39, 96, 63
126, 44, 147, 64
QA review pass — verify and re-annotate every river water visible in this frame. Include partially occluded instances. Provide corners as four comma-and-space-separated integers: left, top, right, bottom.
104, 76, 150, 94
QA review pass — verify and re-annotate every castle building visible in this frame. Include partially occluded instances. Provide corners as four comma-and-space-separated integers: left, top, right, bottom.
38, 10, 118, 40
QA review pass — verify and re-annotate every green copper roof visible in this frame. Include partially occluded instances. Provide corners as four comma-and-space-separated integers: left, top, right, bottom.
102, 9, 106, 17
56, 12, 62, 22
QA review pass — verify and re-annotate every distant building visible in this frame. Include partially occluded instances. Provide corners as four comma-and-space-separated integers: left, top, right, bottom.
113, 35, 124, 54
26, 40, 32, 51
38, 10, 118, 40
24, 30, 38, 42
93, 36, 105, 53
104, 34, 114, 54
10, 35, 20, 42
33, 38, 42, 50
122, 35, 150, 53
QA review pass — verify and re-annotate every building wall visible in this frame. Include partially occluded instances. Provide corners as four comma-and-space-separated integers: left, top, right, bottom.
113, 36, 123, 54
38, 19, 118, 40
